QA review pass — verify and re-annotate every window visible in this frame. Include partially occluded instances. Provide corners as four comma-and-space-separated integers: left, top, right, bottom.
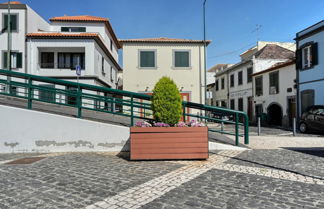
58, 53, 85, 69
301, 89, 315, 113
40, 52, 54, 68
39, 84, 55, 102
101, 57, 105, 75
247, 67, 253, 83
238, 71, 243, 85
221, 78, 225, 89
238, 98, 243, 111
215, 79, 219, 91
3, 14, 18, 32
3, 51, 22, 69
221, 101, 227, 108
269, 71, 279, 94
139, 50, 155, 68
230, 74, 234, 87
110, 39, 113, 51
174, 51, 190, 68
255, 76, 263, 96
230, 99, 235, 110
299, 42, 318, 70
61, 27, 86, 32
110, 66, 114, 82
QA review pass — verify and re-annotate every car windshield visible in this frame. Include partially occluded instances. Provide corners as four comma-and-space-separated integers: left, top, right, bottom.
313, 108, 324, 115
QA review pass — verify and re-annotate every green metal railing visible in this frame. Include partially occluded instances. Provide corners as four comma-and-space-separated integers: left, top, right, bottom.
0, 69, 249, 146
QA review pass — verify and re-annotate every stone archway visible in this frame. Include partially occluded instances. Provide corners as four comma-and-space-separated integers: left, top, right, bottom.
267, 103, 282, 126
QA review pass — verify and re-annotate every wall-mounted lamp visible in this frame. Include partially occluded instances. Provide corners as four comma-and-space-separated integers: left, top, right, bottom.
179, 87, 184, 92
145, 87, 149, 92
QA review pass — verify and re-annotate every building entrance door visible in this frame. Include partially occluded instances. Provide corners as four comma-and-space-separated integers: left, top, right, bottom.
287, 96, 296, 127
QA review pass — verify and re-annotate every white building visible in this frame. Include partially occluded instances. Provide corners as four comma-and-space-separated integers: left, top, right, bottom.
253, 60, 296, 127
0, 1, 121, 92
295, 20, 323, 119
120, 37, 210, 106
213, 41, 295, 121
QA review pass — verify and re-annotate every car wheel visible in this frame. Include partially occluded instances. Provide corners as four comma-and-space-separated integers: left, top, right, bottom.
299, 123, 307, 133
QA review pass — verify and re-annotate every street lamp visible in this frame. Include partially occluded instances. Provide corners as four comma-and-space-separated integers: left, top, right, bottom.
203, 0, 207, 105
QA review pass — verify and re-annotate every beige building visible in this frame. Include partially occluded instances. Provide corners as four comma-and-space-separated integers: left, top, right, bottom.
120, 37, 211, 106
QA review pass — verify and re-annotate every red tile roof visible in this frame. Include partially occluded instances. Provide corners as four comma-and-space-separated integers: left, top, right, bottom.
26, 32, 122, 71
26, 32, 99, 38
50, 15, 108, 22
49, 15, 121, 49
1, 1, 22, 4
119, 37, 211, 45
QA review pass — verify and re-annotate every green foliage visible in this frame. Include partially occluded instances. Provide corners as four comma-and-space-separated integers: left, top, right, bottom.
152, 77, 182, 125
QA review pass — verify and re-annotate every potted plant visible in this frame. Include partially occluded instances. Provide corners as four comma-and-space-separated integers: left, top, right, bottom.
130, 77, 208, 160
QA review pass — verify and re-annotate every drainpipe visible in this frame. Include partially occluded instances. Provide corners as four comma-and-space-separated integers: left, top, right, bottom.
6, 0, 12, 93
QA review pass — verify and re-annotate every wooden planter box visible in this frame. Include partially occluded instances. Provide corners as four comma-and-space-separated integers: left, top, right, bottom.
130, 127, 208, 160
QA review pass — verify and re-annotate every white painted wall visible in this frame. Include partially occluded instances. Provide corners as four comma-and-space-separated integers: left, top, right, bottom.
26, 5, 50, 33
50, 22, 118, 60
0, 105, 130, 153
253, 64, 296, 125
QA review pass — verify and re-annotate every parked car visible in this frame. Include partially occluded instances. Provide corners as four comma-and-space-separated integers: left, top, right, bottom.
299, 105, 324, 133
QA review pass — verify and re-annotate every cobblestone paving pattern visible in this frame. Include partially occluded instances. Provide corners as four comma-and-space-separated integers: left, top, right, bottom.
225, 149, 324, 178
0, 153, 183, 209
141, 169, 324, 209
88, 150, 323, 209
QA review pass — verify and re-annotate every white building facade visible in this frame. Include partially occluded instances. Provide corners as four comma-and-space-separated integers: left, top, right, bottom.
213, 41, 295, 122
0, 2, 121, 91
253, 61, 296, 127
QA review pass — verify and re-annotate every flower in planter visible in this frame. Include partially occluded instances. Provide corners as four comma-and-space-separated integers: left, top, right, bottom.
154, 122, 170, 127
135, 120, 152, 127
175, 121, 188, 127
188, 120, 205, 127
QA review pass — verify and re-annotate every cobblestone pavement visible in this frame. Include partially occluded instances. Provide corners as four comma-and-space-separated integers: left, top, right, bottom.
0, 149, 323, 209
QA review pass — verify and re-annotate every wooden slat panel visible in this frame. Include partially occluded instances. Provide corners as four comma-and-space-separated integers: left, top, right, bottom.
131, 127, 208, 133
131, 147, 207, 154
131, 153, 208, 160
131, 137, 207, 144
131, 143, 208, 149
131, 132, 207, 139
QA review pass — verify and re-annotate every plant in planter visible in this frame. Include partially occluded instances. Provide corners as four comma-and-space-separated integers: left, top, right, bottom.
130, 77, 208, 160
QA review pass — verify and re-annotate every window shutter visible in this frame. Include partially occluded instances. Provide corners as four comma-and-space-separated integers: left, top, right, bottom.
312, 42, 318, 66
3, 52, 7, 68
10, 15, 17, 31
296, 48, 302, 70
16, 52, 22, 68
4, 15, 8, 29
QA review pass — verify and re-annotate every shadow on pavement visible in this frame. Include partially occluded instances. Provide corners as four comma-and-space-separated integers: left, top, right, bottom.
282, 147, 324, 158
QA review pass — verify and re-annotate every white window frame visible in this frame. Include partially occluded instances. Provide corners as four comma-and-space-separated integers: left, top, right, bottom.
302, 45, 312, 69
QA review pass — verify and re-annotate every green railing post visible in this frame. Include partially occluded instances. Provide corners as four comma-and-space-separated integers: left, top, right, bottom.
235, 112, 239, 146
244, 114, 249, 144
130, 96, 134, 126
27, 77, 32, 109
77, 85, 82, 118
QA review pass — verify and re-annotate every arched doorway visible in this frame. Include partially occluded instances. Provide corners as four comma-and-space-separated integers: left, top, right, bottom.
267, 103, 282, 126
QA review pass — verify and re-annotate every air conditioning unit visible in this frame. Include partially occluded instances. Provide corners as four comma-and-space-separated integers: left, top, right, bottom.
270, 86, 277, 94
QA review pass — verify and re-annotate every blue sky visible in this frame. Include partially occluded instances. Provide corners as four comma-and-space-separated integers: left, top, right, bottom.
17, 0, 324, 68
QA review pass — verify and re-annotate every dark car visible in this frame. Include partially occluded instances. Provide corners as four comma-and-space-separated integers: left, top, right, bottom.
299, 105, 324, 133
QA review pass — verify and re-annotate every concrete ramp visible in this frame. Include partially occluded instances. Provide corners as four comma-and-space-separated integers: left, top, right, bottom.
0, 105, 130, 153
